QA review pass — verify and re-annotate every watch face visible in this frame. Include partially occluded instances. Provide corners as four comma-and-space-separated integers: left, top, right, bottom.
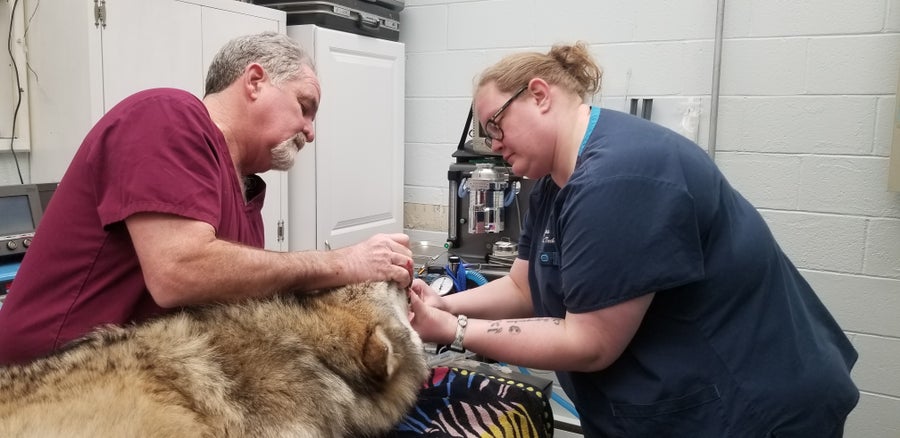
429, 275, 454, 296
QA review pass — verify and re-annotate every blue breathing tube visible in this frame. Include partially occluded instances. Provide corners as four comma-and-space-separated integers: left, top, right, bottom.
466, 270, 488, 286
444, 262, 489, 292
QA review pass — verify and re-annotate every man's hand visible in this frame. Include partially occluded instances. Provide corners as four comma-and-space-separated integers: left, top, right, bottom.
337, 233, 413, 287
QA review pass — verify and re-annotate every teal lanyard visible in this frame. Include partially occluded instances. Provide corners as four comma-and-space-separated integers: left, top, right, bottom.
578, 106, 601, 157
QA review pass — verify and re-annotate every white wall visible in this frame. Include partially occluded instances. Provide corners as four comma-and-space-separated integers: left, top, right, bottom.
400, 1, 900, 436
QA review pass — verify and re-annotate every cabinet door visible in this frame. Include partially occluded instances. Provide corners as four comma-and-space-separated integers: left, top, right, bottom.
28, 0, 200, 184
287, 26, 405, 251
102, 0, 285, 107
101, 1, 202, 110
26, 1, 102, 183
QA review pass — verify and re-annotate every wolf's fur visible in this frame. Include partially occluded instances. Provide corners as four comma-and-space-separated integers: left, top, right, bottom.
0, 281, 428, 438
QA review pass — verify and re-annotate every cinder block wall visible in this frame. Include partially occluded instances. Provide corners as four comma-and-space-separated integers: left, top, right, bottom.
400, 1, 900, 436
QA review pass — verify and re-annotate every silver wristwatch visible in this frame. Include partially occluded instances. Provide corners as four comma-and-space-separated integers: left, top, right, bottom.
450, 314, 468, 351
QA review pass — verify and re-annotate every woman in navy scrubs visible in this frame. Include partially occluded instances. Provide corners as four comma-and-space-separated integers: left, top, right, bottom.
408, 42, 859, 437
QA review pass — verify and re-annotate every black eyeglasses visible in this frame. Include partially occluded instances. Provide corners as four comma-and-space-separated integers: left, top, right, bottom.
483, 85, 528, 145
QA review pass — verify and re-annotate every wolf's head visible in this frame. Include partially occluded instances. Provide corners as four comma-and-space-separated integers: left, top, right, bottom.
325, 281, 425, 384
300, 281, 428, 434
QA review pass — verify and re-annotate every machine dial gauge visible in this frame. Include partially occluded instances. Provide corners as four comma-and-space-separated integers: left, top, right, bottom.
429, 275, 455, 296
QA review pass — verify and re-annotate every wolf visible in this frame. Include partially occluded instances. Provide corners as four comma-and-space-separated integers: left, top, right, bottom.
0, 281, 428, 438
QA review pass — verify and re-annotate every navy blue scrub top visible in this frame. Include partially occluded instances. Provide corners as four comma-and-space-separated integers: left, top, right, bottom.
519, 108, 858, 437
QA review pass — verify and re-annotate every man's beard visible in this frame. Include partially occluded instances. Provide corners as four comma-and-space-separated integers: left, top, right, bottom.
270, 134, 305, 171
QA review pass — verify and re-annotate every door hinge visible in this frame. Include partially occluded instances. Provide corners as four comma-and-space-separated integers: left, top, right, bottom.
94, 0, 107, 28
276, 220, 284, 243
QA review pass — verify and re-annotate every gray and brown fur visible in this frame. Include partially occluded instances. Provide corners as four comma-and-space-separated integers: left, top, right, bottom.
0, 281, 427, 437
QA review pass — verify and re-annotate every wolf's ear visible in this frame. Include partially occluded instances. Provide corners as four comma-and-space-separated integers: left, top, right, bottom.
362, 325, 397, 381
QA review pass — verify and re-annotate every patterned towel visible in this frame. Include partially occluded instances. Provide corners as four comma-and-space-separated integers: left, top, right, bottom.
388, 366, 554, 437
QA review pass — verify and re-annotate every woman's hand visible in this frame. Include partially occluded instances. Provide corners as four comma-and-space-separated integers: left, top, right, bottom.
409, 278, 448, 311
407, 281, 456, 345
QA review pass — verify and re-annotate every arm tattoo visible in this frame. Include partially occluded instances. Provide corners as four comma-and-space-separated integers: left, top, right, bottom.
484, 317, 562, 335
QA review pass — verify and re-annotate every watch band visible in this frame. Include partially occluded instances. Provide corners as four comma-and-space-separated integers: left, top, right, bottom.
450, 314, 468, 351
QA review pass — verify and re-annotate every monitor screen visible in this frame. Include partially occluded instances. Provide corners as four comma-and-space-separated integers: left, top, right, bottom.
0, 195, 36, 236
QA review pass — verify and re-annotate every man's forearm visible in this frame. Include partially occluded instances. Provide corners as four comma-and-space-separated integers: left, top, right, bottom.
148, 240, 342, 307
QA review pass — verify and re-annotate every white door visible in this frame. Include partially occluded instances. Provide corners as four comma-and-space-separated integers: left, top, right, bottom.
287, 25, 405, 251
102, 0, 286, 107
100, 1, 201, 111
28, 0, 202, 183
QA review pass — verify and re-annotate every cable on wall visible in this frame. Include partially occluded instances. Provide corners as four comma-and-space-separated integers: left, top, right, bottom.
6, 0, 25, 184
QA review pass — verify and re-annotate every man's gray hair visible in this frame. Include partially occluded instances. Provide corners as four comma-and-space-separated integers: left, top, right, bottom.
204, 31, 316, 96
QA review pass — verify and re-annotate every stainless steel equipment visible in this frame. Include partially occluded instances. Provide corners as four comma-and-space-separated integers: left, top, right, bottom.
443, 106, 535, 279
466, 163, 510, 234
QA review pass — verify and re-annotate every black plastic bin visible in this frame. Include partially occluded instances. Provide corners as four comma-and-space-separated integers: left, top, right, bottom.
253, 0, 403, 42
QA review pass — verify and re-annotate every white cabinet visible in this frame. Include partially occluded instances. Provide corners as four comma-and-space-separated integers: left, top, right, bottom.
286, 25, 405, 251
24, 0, 289, 250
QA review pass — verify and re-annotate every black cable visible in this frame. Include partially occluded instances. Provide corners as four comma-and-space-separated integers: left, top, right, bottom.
7, 0, 24, 184
458, 105, 473, 151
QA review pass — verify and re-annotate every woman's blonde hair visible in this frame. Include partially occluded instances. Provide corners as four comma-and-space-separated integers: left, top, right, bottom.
476, 41, 602, 101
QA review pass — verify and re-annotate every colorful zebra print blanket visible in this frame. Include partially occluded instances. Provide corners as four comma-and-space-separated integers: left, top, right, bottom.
389, 366, 554, 437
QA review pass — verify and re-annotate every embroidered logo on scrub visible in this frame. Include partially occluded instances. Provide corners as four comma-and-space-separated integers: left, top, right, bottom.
539, 227, 559, 266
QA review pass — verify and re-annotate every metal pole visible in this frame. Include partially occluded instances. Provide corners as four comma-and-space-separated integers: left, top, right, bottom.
708, 0, 726, 161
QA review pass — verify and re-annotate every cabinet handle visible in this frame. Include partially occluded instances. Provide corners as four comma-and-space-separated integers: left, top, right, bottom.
357, 13, 381, 30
